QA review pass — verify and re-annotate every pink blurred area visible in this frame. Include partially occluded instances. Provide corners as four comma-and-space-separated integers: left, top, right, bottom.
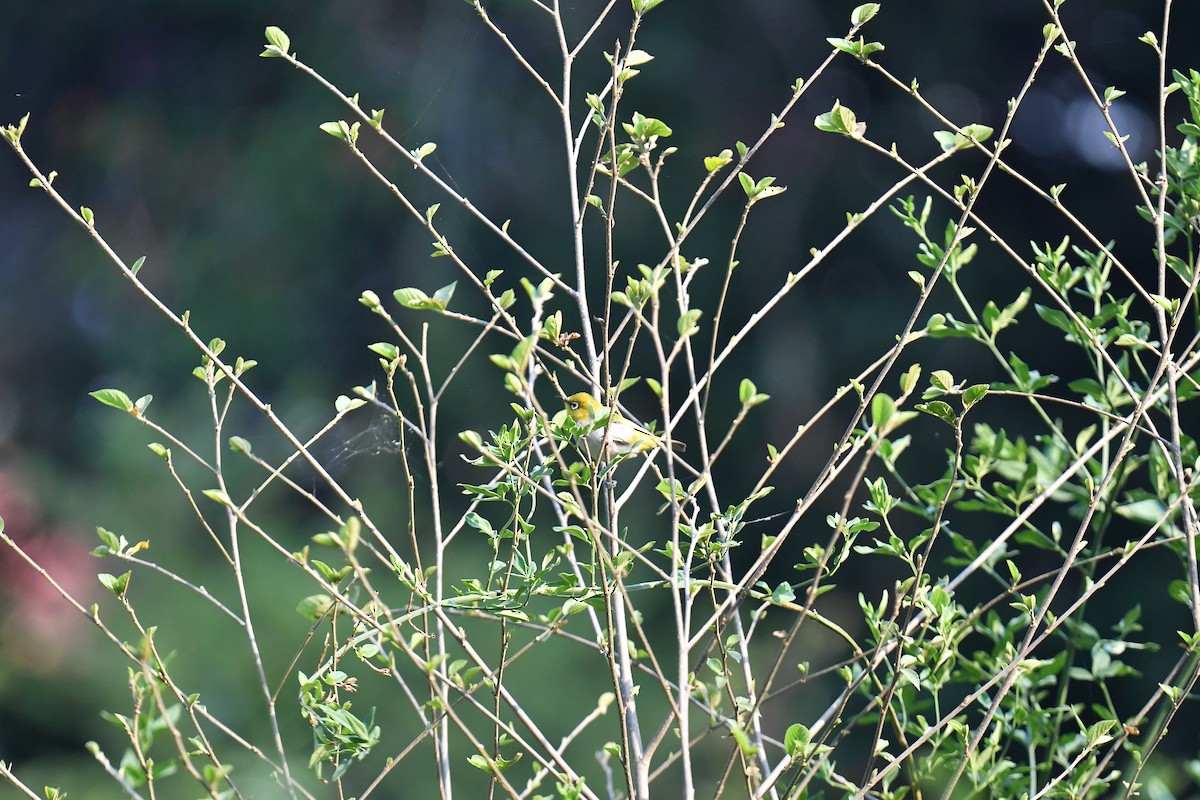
0, 464, 96, 672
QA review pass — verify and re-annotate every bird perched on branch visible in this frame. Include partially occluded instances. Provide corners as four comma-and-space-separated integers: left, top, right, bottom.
563, 392, 685, 460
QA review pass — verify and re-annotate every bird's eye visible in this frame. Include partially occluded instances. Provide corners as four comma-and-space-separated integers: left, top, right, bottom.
569, 402, 578, 409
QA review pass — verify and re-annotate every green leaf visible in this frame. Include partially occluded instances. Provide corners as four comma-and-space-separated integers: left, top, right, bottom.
784, 723, 811, 757
1085, 719, 1116, 747
369, 342, 400, 360
130, 256, 146, 276
319, 121, 347, 141
359, 289, 382, 310
930, 370, 955, 391
540, 310, 562, 342
962, 384, 988, 409
232, 357, 254, 381
814, 100, 865, 139
319, 120, 359, 144
1113, 333, 1148, 348
394, 287, 434, 310
738, 174, 784, 203
984, 288, 1031, 335
432, 281, 457, 308
229, 436, 252, 454
4, 113, 30, 145
311, 559, 350, 582
203, 489, 234, 508
90, 389, 134, 412
1035, 304, 1080, 337
826, 36, 884, 61
263, 26, 290, 55
1149, 293, 1179, 315
631, 0, 666, 15
704, 149, 733, 173
624, 49, 654, 67
740, 378, 757, 404
296, 594, 334, 620
916, 400, 956, 425
961, 123, 993, 144
623, 112, 673, 144
738, 172, 755, 197
871, 392, 895, 430
99, 571, 131, 598
95, 527, 119, 553
934, 124, 994, 152
677, 309, 703, 337
851, 4, 880, 26
335, 395, 365, 413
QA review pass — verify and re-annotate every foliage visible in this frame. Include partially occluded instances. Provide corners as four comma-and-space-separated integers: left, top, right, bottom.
4, 2, 1200, 798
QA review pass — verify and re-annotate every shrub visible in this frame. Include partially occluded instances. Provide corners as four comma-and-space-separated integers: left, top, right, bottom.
4, 3, 1200, 798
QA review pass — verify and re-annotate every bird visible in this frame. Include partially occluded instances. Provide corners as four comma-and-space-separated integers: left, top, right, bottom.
562, 392, 685, 460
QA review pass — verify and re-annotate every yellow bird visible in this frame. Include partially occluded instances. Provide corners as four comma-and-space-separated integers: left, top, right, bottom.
563, 392, 685, 459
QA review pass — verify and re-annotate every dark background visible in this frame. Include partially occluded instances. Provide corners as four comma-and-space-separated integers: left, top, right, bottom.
2, 1, 1198, 796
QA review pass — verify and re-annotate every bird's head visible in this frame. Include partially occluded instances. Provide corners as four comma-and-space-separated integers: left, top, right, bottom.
563, 392, 602, 424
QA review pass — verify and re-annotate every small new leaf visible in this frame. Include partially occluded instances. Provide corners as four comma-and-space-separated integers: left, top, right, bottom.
916, 400, 956, 425
827, 36, 884, 62
319, 120, 359, 145
99, 571, 131, 598
203, 489, 234, 508
393, 285, 455, 312
624, 49, 654, 67
631, 0, 666, 15
962, 384, 988, 410
814, 101, 866, 139
704, 149, 733, 173
740, 378, 770, 407
368, 342, 399, 360
677, 309, 703, 337
90, 389, 134, 412
851, 3, 880, 26
784, 723, 811, 758
263, 26, 291, 56
335, 395, 366, 413
296, 594, 334, 620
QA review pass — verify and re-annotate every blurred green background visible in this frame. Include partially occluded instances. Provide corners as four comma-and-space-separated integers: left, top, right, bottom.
2, 0, 1200, 795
